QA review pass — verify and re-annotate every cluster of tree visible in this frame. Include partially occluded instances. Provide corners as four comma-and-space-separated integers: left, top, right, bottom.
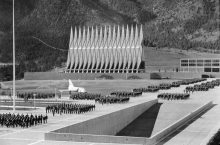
0, 65, 24, 81
99, 0, 156, 23
0, 31, 67, 80
143, 20, 219, 51
143, 0, 219, 51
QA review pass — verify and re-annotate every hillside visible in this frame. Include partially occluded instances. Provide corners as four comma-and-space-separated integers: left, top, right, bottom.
0, 0, 219, 77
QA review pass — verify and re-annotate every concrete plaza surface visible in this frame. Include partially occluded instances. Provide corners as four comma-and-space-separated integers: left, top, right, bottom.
0, 92, 158, 145
0, 78, 219, 145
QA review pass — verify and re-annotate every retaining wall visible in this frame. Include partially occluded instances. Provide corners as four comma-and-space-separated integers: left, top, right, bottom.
50, 100, 157, 135
45, 101, 212, 145
45, 99, 157, 144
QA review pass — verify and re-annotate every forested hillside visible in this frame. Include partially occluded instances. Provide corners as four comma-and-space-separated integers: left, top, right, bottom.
0, 0, 219, 76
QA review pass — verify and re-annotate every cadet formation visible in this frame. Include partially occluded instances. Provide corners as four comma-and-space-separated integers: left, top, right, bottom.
17, 92, 55, 100
185, 79, 220, 93
1, 77, 218, 129
133, 86, 159, 93
70, 93, 101, 100
157, 93, 190, 100
95, 95, 130, 104
46, 103, 95, 116
110, 91, 142, 97
0, 113, 48, 128
133, 78, 206, 94
67, 78, 208, 103
70, 91, 140, 104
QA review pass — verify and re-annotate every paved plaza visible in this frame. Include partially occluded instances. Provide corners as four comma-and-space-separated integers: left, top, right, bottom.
0, 79, 219, 145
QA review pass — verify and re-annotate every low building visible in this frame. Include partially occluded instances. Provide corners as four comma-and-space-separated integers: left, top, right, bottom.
180, 58, 220, 72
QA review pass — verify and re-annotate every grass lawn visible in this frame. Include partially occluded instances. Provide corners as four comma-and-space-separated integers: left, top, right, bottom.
1, 79, 176, 95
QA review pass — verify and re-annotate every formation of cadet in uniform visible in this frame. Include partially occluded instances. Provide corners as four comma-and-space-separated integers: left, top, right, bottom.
70, 93, 131, 104
180, 78, 207, 85
95, 95, 130, 104
67, 78, 207, 104
132, 78, 207, 93
171, 81, 181, 87
133, 87, 159, 93
70, 93, 101, 100
45, 103, 95, 116
185, 79, 220, 93
110, 91, 142, 97
0, 113, 48, 128
157, 93, 190, 100
159, 83, 172, 90
17, 92, 55, 100
69, 91, 141, 104
156, 79, 218, 100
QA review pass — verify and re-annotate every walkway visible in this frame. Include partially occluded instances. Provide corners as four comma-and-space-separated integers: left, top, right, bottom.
158, 78, 220, 145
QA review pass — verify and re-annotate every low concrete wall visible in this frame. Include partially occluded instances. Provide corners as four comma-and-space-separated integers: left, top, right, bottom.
51, 99, 157, 135
45, 101, 213, 145
45, 99, 157, 144
24, 72, 151, 80
148, 101, 213, 145
168, 72, 220, 79
24, 71, 220, 80
45, 133, 147, 144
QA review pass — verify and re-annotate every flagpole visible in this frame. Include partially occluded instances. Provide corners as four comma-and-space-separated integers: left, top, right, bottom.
13, 0, 16, 112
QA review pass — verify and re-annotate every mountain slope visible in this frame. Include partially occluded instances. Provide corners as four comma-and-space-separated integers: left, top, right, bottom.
0, 0, 219, 76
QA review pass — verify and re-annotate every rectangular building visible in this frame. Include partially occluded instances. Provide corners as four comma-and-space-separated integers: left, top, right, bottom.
180, 58, 220, 72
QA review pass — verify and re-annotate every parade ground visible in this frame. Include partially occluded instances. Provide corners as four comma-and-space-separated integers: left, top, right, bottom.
0, 78, 219, 145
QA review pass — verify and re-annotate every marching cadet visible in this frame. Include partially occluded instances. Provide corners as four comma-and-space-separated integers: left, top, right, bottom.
46, 103, 96, 116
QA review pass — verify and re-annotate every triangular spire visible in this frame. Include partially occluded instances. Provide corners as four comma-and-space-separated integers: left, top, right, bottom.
130, 24, 134, 47
103, 25, 107, 47
125, 25, 129, 46
134, 24, 139, 46
91, 26, 94, 49
86, 26, 90, 46
73, 27, 77, 49
116, 25, 120, 47
82, 26, 86, 48
99, 26, 103, 47
69, 27, 73, 49
78, 26, 82, 49
120, 25, 125, 48
112, 25, 116, 48
108, 25, 112, 48
139, 24, 143, 43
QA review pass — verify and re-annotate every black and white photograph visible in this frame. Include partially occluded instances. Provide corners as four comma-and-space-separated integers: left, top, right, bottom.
0, 0, 219, 145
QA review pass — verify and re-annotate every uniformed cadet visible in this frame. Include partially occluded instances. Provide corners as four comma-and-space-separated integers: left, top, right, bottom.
0, 113, 48, 128
157, 93, 190, 100
46, 103, 96, 116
